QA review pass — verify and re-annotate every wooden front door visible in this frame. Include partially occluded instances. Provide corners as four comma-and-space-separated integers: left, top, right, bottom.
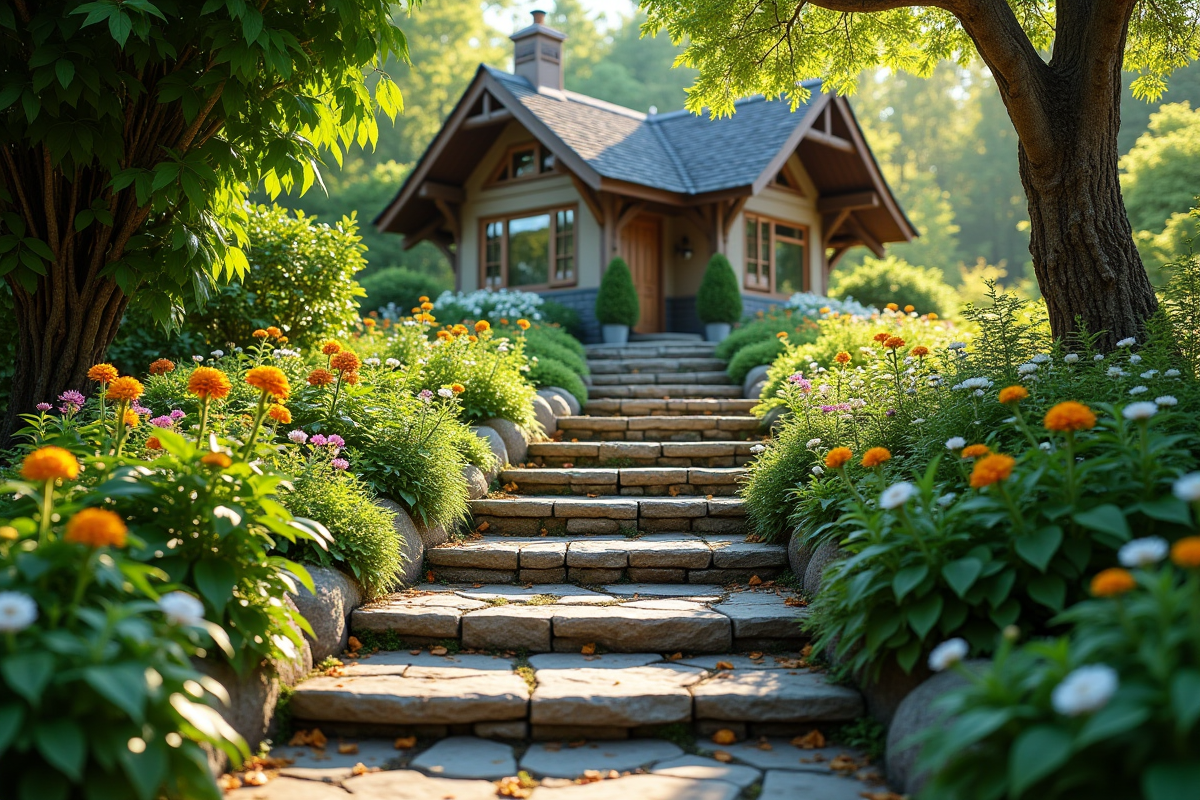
620, 215, 663, 333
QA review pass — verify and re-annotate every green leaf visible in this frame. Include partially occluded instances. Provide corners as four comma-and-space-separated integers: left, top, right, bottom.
1077, 699, 1151, 748
906, 592, 943, 639
1009, 725, 1072, 796
0, 82, 23, 111
941, 557, 982, 598
1144, 762, 1200, 800
55, 60, 75, 89
0, 703, 23, 754
1170, 669, 1200, 732
892, 564, 928, 601
1, 653, 54, 704
118, 737, 167, 800
193, 559, 236, 616
1026, 573, 1066, 611
84, 663, 147, 723
1072, 504, 1130, 540
1136, 498, 1193, 526
108, 11, 132, 47
34, 719, 87, 781
1014, 525, 1063, 572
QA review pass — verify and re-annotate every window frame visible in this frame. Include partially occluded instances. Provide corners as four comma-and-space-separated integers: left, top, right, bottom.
743, 214, 810, 296
485, 141, 560, 187
479, 204, 579, 291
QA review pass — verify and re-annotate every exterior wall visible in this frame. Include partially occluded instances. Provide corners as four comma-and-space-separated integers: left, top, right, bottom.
458, 121, 602, 294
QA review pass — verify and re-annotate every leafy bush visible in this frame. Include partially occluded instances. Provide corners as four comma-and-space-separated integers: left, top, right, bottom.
528, 357, 589, 407
696, 253, 743, 324
278, 450, 405, 598
829, 255, 958, 316
520, 327, 589, 376
919, 545, 1200, 799
360, 266, 451, 311
727, 337, 789, 385
713, 312, 819, 362
784, 291, 878, 317
596, 258, 639, 327
539, 300, 583, 336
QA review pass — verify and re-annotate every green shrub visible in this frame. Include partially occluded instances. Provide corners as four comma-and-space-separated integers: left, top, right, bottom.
360, 266, 451, 312
727, 337, 788, 385
278, 452, 405, 598
596, 258, 639, 327
828, 255, 958, 316
540, 300, 583, 336
409, 329, 539, 427
714, 313, 817, 361
522, 329, 589, 376
526, 322, 587, 361
696, 253, 743, 324
528, 356, 589, 406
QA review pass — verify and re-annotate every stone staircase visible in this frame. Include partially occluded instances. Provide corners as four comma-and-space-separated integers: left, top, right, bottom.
288, 339, 865, 753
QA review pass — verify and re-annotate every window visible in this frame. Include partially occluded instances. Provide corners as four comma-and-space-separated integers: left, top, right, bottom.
489, 142, 558, 185
481, 207, 577, 289
744, 216, 808, 295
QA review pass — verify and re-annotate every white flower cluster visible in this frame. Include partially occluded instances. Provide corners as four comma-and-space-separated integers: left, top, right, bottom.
953, 376, 993, 392
434, 289, 546, 321
783, 292, 877, 319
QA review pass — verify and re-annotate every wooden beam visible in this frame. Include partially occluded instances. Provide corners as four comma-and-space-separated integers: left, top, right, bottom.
804, 129, 856, 153
433, 197, 460, 241
722, 196, 749, 239
403, 215, 444, 251
827, 244, 852, 270
569, 172, 605, 225
844, 216, 886, 258
462, 108, 513, 129
419, 181, 465, 203
614, 200, 645, 234
817, 191, 880, 214
822, 208, 852, 246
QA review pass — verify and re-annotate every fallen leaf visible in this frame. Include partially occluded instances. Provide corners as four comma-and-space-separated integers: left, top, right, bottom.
801, 643, 813, 658
338, 743, 358, 755
860, 793, 905, 800
580, 643, 596, 655
568, 740, 588, 749
561, 462, 574, 468
347, 637, 361, 653
430, 645, 449, 656
711, 729, 738, 745
309, 729, 327, 749
351, 763, 371, 776
496, 776, 534, 798
830, 754, 859, 774
784, 597, 807, 607
410, 649, 422, 655
217, 774, 242, 791
715, 660, 735, 670
394, 736, 417, 750
748, 575, 763, 586
713, 750, 733, 763
749, 652, 764, 660
242, 770, 268, 786
756, 740, 773, 751
476, 521, 490, 533
426, 570, 436, 582
668, 486, 680, 497
792, 730, 826, 749
706, 494, 714, 500
667, 652, 683, 661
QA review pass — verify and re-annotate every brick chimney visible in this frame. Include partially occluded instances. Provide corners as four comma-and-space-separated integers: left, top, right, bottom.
511, 10, 567, 91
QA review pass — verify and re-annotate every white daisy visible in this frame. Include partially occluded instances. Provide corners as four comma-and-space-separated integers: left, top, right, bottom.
1122, 402, 1157, 420
1052, 665, 1118, 716
0, 592, 37, 633
879, 481, 917, 510
928, 638, 969, 672
1118, 537, 1169, 567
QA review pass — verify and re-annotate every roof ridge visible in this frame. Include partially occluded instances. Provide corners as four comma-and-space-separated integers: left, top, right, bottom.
647, 118, 695, 194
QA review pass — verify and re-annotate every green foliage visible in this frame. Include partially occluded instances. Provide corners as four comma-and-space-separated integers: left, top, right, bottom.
1120, 102, 1200, 233
727, 338, 788, 385
696, 253, 744, 324
714, 313, 819, 362
527, 358, 589, 408
407, 329, 539, 428
596, 258, 640, 327
278, 452, 405, 599
518, 327, 589, 377
919, 561, 1200, 799
829, 256, 958, 317
360, 266, 452, 312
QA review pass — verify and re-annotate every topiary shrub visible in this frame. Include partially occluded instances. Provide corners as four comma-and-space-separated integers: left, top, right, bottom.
360, 266, 451, 312
727, 337, 789, 385
527, 356, 588, 407
696, 253, 743, 324
595, 258, 639, 327
829, 255, 958, 317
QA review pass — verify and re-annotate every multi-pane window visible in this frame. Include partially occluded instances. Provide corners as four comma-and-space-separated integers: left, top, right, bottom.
480, 207, 577, 290
745, 215, 808, 294
491, 142, 558, 184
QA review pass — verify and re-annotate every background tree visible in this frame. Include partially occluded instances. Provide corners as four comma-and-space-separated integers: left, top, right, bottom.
0, 0, 408, 442
642, 0, 1200, 347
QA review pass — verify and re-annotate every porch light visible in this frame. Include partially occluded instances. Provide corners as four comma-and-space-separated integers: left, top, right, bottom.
676, 236, 693, 260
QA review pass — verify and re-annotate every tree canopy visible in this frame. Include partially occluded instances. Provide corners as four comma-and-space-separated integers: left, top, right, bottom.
1121, 101, 1200, 233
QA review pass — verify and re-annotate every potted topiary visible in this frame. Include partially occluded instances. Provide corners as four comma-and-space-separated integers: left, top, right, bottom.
595, 257, 639, 345
695, 253, 742, 342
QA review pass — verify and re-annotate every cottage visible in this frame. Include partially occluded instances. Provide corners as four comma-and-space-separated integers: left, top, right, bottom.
376, 11, 915, 341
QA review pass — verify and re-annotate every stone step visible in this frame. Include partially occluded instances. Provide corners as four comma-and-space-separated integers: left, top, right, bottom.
586, 343, 718, 360
583, 398, 757, 417
497, 467, 745, 497
587, 357, 728, 375
589, 384, 745, 399
425, 534, 782, 584
350, 585, 808, 655
528, 440, 759, 468
589, 371, 731, 386
469, 496, 748, 535
556, 415, 759, 442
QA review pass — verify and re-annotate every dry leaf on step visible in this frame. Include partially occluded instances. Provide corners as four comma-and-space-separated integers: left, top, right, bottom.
715, 661, 735, 670
580, 642, 596, 655
711, 729, 737, 745
748, 575, 763, 586
394, 736, 417, 750
713, 751, 733, 763
430, 646, 448, 656
337, 743, 358, 755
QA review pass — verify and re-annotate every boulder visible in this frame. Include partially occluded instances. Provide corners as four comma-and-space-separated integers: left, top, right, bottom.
472, 426, 509, 481
742, 364, 770, 397
463, 464, 489, 499
861, 656, 932, 728
483, 417, 530, 465
748, 380, 767, 402
546, 386, 582, 416
802, 540, 843, 596
292, 565, 363, 663
761, 405, 788, 432
886, 660, 989, 795
538, 389, 572, 418
531, 395, 558, 437
376, 498, 424, 586
787, 529, 813, 581
416, 520, 449, 549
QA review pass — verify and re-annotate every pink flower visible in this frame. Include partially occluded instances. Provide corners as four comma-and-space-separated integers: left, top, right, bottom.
331, 458, 349, 470
326, 434, 345, 449
149, 415, 174, 428
132, 402, 151, 415
36, 403, 52, 412
309, 434, 328, 447
169, 409, 186, 421
288, 430, 308, 444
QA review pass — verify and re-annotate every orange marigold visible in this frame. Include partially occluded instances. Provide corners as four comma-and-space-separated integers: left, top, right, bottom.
105, 376, 145, 402
451, 383, 465, 394
307, 368, 335, 387
146, 436, 162, 451
363, 318, 376, 328
330, 350, 361, 373
999, 385, 1029, 404
265, 326, 283, 338
268, 405, 292, 424
342, 371, 360, 386
1091, 567, 1136, 597
419, 295, 430, 303
475, 320, 491, 333
928, 313, 939, 320
321, 340, 343, 356
884, 336, 905, 350
149, 358, 176, 375
453, 324, 468, 336
970, 453, 1016, 488
1044, 401, 1096, 432
861, 447, 892, 468
776, 331, 788, 339
252, 329, 270, 338
437, 330, 453, 341
904, 305, 915, 313
873, 332, 891, 343
123, 410, 139, 428
245, 366, 291, 400
200, 451, 232, 469
1170, 536, 1200, 568
834, 352, 851, 364
886, 303, 899, 311
468, 335, 478, 343
961, 444, 991, 459
517, 319, 531, 330
21, 446, 80, 482
825, 447, 853, 469
87, 363, 118, 384
911, 346, 930, 357
65, 508, 127, 548
277, 336, 288, 344
420, 301, 434, 311
187, 367, 231, 400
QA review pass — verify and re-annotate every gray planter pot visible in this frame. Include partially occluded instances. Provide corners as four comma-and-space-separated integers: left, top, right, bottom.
601, 324, 629, 345
705, 322, 732, 342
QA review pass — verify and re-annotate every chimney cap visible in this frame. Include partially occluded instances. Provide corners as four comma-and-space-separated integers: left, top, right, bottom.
511, 9, 567, 42
531, 10, 546, 24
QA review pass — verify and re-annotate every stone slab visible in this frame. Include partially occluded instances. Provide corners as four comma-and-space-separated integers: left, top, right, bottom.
639, 498, 708, 518
518, 740, 685, 779
677, 654, 809, 671
229, 777, 347, 799
617, 468, 689, 486
341, 769, 499, 799
451, 584, 613, 604
759, 769, 875, 800
469, 498, 555, 517
530, 665, 703, 727
408, 736, 516, 780
291, 673, 529, 725
351, 595, 486, 638
651, 755, 762, 788
530, 774, 739, 800
527, 653, 664, 670
425, 540, 521, 570
707, 540, 788, 569
519, 541, 568, 568
401, 653, 517, 679
566, 539, 632, 568
624, 534, 713, 568
567, 518, 622, 534
712, 594, 808, 638
705, 500, 746, 517
550, 606, 732, 652
603, 584, 724, 601
691, 671, 864, 722
599, 442, 662, 459
273, 738, 402, 775
694, 739, 860, 773
461, 606, 554, 651
553, 499, 639, 519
